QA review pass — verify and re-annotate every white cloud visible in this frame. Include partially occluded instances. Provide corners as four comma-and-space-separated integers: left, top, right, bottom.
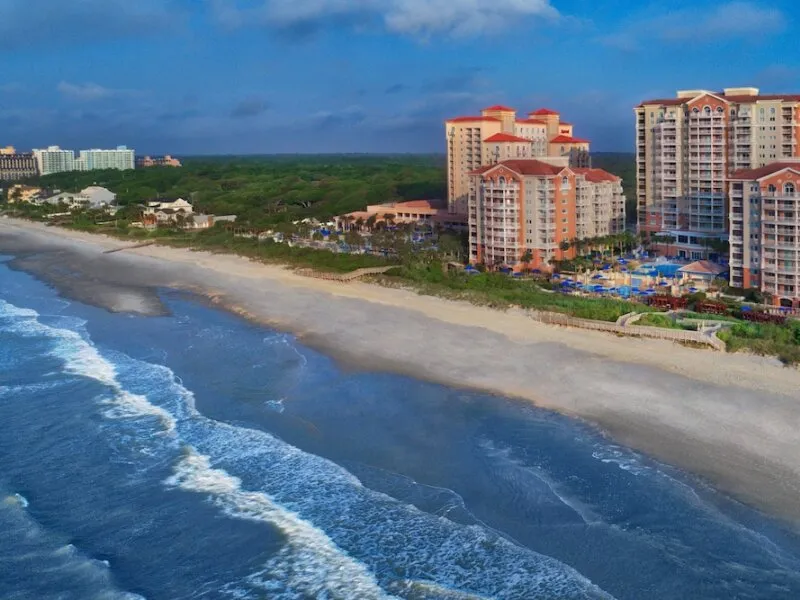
600, 2, 786, 51
57, 82, 134, 102
209, 0, 559, 37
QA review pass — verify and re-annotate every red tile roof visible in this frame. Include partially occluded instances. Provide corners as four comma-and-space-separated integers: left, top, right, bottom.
730, 163, 800, 180
530, 108, 559, 116
516, 119, 546, 125
482, 105, 516, 112
447, 116, 501, 123
559, 122, 572, 126
638, 93, 800, 108
470, 160, 564, 177
678, 260, 728, 276
573, 168, 620, 183
550, 134, 590, 144
484, 133, 530, 143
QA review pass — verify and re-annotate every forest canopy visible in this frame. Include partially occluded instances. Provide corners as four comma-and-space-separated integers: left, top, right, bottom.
21, 152, 636, 225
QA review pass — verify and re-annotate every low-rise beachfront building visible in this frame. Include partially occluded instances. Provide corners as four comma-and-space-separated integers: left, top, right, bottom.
190, 214, 237, 229
729, 162, 800, 307
142, 198, 194, 226
334, 199, 468, 231
37, 186, 116, 210
467, 160, 625, 269
677, 260, 729, 288
7, 185, 43, 203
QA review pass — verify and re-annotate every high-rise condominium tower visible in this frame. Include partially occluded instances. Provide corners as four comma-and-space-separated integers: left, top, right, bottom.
446, 105, 590, 215
635, 87, 800, 260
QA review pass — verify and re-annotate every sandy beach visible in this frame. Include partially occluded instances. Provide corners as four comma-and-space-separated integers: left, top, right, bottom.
2, 216, 800, 525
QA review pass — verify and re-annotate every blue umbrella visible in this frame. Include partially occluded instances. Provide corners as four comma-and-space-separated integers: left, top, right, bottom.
592, 274, 604, 280
513, 272, 523, 278
688, 287, 698, 293
741, 306, 752, 312
532, 269, 542, 274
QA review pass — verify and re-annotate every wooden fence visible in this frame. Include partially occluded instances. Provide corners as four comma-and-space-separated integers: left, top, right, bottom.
529, 311, 726, 351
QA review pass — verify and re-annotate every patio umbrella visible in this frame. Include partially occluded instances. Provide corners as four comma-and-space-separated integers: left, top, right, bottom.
688, 287, 698, 293
592, 274, 604, 280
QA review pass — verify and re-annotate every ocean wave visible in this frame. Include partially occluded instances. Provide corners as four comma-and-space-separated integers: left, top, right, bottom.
1, 296, 615, 599
166, 448, 395, 600
0, 299, 176, 435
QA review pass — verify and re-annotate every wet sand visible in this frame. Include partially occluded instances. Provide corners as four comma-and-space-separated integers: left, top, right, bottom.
2, 217, 800, 525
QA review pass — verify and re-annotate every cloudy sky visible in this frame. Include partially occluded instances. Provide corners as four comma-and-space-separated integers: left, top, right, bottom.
0, 0, 797, 154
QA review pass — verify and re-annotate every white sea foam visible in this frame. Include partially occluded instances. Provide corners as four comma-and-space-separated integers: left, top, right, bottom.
0, 299, 176, 434
166, 448, 395, 600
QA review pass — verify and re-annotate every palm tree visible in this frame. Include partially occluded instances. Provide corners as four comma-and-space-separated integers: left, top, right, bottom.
520, 249, 533, 275
559, 239, 572, 260
366, 214, 377, 232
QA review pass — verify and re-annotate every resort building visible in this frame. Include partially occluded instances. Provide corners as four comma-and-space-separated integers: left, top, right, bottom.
334, 199, 468, 231
0, 151, 38, 181
142, 198, 195, 226
77, 146, 135, 171
728, 162, 800, 307
635, 87, 800, 258
446, 105, 591, 214
136, 155, 182, 168
32, 146, 76, 175
468, 160, 625, 269
38, 186, 116, 210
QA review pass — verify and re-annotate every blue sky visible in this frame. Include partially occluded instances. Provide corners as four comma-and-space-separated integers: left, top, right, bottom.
1, 0, 797, 154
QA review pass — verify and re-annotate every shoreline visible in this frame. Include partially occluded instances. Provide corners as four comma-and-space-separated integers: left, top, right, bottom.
3, 216, 800, 526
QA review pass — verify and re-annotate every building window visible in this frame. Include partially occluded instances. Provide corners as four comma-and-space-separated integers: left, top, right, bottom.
768, 184, 777, 193
785, 183, 796, 194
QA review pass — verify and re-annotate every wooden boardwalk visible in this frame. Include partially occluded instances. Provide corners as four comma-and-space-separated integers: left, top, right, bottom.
103, 241, 156, 254
294, 266, 395, 282
530, 311, 725, 351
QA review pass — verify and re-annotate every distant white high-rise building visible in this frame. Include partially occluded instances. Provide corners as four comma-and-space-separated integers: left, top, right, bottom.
78, 146, 135, 171
32, 146, 76, 175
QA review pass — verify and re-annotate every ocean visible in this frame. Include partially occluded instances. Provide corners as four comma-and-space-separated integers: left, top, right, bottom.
2, 255, 800, 600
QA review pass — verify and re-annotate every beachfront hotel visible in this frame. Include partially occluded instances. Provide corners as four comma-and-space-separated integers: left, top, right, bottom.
729, 163, 800, 308
468, 161, 625, 269
635, 87, 800, 259
77, 146, 135, 171
0, 146, 39, 181
446, 105, 591, 215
